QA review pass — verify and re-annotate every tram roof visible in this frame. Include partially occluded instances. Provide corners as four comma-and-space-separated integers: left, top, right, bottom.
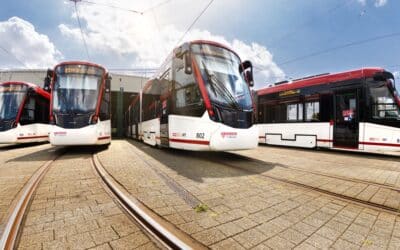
189, 40, 241, 59
0, 81, 50, 99
257, 67, 386, 96
54, 61, 107, 73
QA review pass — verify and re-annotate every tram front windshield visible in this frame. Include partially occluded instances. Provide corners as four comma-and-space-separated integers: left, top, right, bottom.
192, 44, 253, 110
0, 85, 27, 120
53, 67, 102, 114
369, 81, 400, 120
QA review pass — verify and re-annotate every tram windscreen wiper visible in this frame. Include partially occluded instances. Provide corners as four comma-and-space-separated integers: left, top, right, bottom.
201, 61, 241, 110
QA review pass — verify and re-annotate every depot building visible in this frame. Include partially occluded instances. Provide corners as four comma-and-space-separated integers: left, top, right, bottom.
0, 69, 149, 137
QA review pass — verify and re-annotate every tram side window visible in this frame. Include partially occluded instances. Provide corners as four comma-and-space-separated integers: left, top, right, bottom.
266, 104, 286, 123
369, 84, 400, 119
34, 95, 49, 124
305, 101, 320, 121
20, 96, 35, 125
20, 94, 50, 125
287, 103, 303, 121
173, 58, 204, 117
99, 89, 111, 120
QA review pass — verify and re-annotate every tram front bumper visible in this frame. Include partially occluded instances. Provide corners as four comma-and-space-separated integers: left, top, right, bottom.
209, 125, 258, 151
49, 125, 109, 146
0, 129, 18, 144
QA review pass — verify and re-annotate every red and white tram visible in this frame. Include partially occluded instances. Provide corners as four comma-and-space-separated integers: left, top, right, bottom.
256, 68, 400, 153
126, 40, 258, 151
0, 81, 50, 144
48, 61, 112, 146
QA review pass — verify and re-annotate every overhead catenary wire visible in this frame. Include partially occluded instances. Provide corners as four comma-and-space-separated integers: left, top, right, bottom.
0, 45, 47, 83
255, 30, 400, 75
175, 0, 214, 46
268, 0, 351, 50
142, 0, 172, 13
73, 0, 91, 61
80, 0, 143, 15
278, 31, 400, 66
79, 0, 172, 15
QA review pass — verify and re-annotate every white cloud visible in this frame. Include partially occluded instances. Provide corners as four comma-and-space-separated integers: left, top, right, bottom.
357, 0, 367, 5
0, 17, 62, 68
374, 0, 387, 7
58, 0, 284, 88
357, 0, 388, 7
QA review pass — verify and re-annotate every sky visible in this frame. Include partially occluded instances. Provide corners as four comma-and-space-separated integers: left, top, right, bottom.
0, 0, 399, 89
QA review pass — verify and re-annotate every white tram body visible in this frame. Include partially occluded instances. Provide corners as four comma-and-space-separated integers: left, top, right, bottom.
48, 62, 112, 146
0, 82, 50, 144
140, 113, 258, 151
126, 40, 258, 151
256, 68, 400, 154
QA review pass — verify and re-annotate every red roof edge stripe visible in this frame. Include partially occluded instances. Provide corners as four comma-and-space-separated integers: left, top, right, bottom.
257, 68, 385, 96
54, 61, 107, 74
0, 81, 50, 99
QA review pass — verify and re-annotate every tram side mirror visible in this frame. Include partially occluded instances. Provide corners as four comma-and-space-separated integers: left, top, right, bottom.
44, 69, 54, 92
175, 43, 192, 75
105, 76, 111, 93
240, 60, 254, 87
184, 53, 192, 75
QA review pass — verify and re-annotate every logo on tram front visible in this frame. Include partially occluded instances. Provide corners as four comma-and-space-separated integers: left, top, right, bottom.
221, 132, 237, 139
54, 131, 67, 136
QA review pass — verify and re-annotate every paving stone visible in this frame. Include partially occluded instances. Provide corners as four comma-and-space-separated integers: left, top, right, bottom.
233, 228, 267, 248
305, 233, 334, 249
315, 226, 342, 241
109, 232, 151, 249
17, 151, 155, 249
264, 235, 296, 249
216, 221, 245, 237
210, 238, 245, 250
193, 228, 226, 246
279, 228, 308, 245
331, 238, 360, 250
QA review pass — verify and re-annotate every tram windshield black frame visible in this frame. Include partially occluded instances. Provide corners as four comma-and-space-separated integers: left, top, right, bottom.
0, 85, 27, 121
191, 44, 253, 111
53, 67, 103, 114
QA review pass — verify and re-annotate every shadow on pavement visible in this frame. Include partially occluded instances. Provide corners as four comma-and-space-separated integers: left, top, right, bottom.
126, 139, 279, 183
0, 142, 49, 151
259, 143, 400, 162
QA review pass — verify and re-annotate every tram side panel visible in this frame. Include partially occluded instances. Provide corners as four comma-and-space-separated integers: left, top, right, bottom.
0, 84, 50, 144
258, 122, 331, 149
360, 122, 400, 152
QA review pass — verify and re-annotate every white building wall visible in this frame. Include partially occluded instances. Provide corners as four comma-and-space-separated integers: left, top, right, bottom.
0, 69, 147, 93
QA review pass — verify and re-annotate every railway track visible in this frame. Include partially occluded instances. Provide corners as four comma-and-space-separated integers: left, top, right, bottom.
0, 147, 203, 250
209, 153, 400, 215
0, 150, 63, 249
228, 152, 400, 192
92, 153, 205, 250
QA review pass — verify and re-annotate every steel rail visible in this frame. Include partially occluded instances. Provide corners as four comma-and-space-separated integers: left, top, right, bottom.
0, 153, 61, 250
232, 153, 400, 193
91, 154, 206, 250
214, 158, 400, 215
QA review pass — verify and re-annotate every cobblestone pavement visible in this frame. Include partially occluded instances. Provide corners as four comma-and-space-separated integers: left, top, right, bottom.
17, 148, 160, 250
231, 146, 400, 210
98, 140, 400, 249
0, 143, 56, 229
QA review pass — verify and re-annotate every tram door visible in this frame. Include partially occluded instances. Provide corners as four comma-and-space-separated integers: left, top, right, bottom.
159, 73, 171, 147
333, 89, 359, 148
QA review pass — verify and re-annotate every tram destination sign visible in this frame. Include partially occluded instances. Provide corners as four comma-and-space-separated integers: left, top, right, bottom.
279, 89, 300, 97
0, 84, 26, 92
57, 64, 104, 76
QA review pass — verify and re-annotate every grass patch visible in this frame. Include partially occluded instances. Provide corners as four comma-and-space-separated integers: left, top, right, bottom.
194, 203, 209, 213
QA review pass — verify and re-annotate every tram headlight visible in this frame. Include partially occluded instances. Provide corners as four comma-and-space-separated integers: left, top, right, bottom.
49, 115, 56, 125
11, 121, 17, 128
90, 115, 99, 124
